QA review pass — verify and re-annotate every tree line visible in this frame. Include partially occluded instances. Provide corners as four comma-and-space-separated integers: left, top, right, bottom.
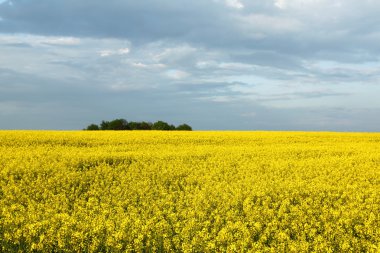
85, 119, 192, 131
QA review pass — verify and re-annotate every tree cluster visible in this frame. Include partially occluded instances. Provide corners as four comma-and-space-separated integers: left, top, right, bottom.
85, 119, 192, 131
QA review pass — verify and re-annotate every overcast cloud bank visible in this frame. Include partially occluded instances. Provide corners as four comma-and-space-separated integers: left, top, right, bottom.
1, 0, 380, 130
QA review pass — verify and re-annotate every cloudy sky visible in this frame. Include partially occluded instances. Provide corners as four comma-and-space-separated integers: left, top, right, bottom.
1, 0, 380, 131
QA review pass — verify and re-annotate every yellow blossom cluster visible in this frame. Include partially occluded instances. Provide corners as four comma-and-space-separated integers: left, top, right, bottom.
0, 131, 379, 252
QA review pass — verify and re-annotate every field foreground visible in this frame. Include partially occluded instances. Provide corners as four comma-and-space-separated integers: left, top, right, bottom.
0, 131, 379, 252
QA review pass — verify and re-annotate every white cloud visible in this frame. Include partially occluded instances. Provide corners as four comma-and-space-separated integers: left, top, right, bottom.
219, 62, 253, 70
196, 61, 254, 71
40, 37, 81, 46
99, 47, 130, 57
273, 0, 344, 12
118, 48, 130, 55
165, 69, 190, 80
199, 95, 234, 102
274, 0, 287, 9
196, 61, 218, 69
99, 50, 113, 57
131, 62, 166, 68
212, 0, 244, 10
153, 44, 197, 63
0, 34, 81, 46
237, 14, 304, 34
153, 63, 167, 68
132, 62, 148, 68
225, 0, 244, 9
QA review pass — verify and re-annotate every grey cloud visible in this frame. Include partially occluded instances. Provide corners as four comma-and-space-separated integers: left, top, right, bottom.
0, 68, 99, 103
230, 51, 304, 70
3, 42, 31, 47
0, 0, 233, 43
252, 90, 349, 103
1, 0, 380, 64
1, 1, 380, 130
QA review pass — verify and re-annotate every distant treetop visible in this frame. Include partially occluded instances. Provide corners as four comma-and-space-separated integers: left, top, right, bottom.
85, 119, 192, 131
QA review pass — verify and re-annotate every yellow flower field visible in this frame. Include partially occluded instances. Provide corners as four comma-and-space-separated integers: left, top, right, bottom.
0, 131, 379, 252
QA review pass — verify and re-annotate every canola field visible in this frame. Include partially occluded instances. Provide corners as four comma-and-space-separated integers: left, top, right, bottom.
0, 131, 379, 252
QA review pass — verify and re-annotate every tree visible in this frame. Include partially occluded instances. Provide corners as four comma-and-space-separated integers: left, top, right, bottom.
129, 121, 152, 130
128, 121, 139, 130
86, 124, 100, 130
139, 121, 152, 130
84, 119, 192, 131
176, 124, 192, 131
100, 120, 110, 130
108, 119, 130, 130
152, 121, 172, 130
99, 119, 129, 130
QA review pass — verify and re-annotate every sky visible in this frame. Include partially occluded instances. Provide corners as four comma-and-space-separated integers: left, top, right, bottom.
1, 0, 380, 131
